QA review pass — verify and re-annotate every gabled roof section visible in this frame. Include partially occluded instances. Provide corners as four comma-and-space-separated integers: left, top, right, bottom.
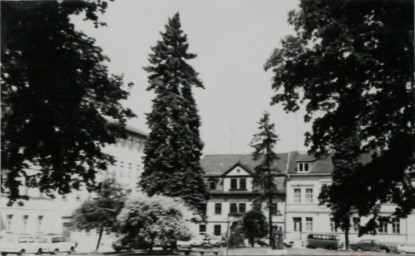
201, 153, 290, 176
221, 162, 253, 176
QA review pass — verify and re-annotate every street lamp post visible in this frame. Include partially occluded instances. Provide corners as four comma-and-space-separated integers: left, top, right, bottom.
226, 214, 230, 256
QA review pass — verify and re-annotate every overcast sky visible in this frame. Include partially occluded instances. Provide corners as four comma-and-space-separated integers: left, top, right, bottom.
74, 0, 311, 155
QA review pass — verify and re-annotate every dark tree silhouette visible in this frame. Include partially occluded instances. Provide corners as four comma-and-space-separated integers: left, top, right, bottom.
1, 1, 135, 203
251, 112, 280, 247
140, 13, 208, 215
265, 0, 414, 244
242, 210, 268, 247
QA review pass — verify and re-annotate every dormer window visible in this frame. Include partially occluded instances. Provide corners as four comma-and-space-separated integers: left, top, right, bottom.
297, 162, 309, 172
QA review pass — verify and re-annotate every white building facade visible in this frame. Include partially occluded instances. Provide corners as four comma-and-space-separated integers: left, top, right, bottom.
199, 154, 289, 238
285, 152, 415, 244
0, 126, 147, 252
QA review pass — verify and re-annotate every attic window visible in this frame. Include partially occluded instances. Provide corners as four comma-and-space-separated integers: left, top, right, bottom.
298, 162, 309, 172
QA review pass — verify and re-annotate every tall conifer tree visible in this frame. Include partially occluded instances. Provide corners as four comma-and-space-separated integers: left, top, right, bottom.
251, 112, 280, 247
140, 13, 208, 214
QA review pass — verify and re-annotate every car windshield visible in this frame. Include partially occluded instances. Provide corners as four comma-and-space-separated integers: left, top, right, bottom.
1, 236, 14, 242
36, 237, 48, 243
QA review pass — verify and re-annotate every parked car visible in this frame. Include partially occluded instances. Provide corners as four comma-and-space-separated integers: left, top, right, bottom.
0, 234, 37, 255
177, 234, 211, 249
34, 235, 76, 254
397, 243, 415, 254
306, 233, 343, 250
112, 237, 154, 252
112, 237, 134, 252
209, 236, 226, 247
351, 239, 391, 252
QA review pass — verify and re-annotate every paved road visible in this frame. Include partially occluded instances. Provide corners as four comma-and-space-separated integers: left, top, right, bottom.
61, 246, 405, 256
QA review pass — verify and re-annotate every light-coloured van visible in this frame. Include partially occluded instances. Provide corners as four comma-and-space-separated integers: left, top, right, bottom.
0, 234, 76, 255
0, 234, 39, 255
34, 235, 77, 254
306, 233, 343, 250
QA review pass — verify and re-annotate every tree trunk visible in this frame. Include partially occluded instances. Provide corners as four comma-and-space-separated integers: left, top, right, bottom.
251, 237, 254, 247
267, 169, 274, 248
95, 227, 104, 252
345, 227, 350, 251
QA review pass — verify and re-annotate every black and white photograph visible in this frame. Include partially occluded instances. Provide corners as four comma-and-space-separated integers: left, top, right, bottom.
1, 0, 414, 255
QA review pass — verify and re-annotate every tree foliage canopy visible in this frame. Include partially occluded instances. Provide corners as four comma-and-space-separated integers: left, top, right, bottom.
140, 13, 208, 215
1, 0, 135, 203
242, 210, 268, 247
70, 178, 126, 251
116, 194, 193, 251
266, 0, 414, 234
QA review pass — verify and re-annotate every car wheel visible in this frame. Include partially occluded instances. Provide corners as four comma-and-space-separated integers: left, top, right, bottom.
357, 247, 363, 251
37, 249, 43, 255
18, 249, 25, 256
1, 252, 7, 256
69, 247, 75, 254
53, 249, 59, 255
327, 245, 334, 250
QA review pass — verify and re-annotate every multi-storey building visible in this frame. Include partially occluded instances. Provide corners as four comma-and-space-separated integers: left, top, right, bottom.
0, 125, 147, 251
285, 152, 415, 244
199, 154, 291, 238
199, 152, 415, 244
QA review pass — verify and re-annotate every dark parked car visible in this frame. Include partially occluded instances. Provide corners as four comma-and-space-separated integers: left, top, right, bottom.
351, 239, 392, 252
112, 238, 136, 252
112, 237, 154, 252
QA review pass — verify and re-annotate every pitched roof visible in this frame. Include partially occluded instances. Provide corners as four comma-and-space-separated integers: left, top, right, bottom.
126, 124, 148, 138
201, 153, 290, 176
202, 152, 374, 176
286, 152, 374, 174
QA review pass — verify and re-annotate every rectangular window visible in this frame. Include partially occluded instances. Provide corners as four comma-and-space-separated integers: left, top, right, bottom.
330, 218, 337, 232
22, 215, 29, 231
214, 225, 221, 236
271, 202, 278, 215
230, 203, 237, 214
293, 217, 302, 232
392, 219, 400, 234
379, 219, 388, 233
305, 188, 313, 203
352, 217, 360, 232
239, 203, 246, 213
298, 163, 303, 172
215, 203, 222, 215
240, 178, 247, 190
304, 163, 309, 171
306, 217, 313, 231
37, 216, 43, 232
230, 179, 237, 190
6, 215, 13, 231
294, 188, 301, 203
199, 224, 206, 233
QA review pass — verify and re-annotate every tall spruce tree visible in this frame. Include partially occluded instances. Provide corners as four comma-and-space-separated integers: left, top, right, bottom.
140, 13, 208, 215
250, 112, 280, 247
265, 0, 414, 238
